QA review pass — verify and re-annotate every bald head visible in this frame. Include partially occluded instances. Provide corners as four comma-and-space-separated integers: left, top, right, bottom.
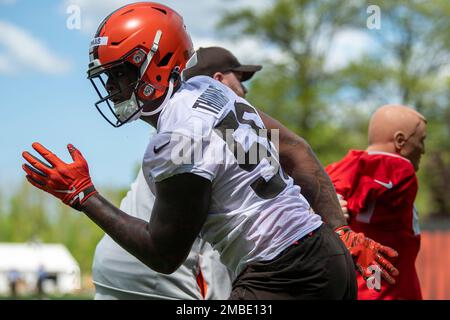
367, 104, 427, 171
368, 104, 426, 145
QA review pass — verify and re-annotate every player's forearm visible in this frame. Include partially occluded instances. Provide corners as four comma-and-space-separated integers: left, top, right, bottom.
80, 193, 175, 274
279, 137, 347, 229
258, 110, 347, 229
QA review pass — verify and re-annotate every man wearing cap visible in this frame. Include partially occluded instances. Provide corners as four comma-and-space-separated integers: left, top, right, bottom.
183, 46, 262, 98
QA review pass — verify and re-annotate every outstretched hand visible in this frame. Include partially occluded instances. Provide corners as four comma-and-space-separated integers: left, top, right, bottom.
22, 142, 97, 210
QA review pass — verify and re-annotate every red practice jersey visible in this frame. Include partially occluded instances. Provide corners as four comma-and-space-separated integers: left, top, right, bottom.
326, 150, 422, 300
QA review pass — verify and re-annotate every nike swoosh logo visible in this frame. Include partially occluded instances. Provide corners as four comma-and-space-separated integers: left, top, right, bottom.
153, 140, 170, 154
374, 179, 393, 189
54, 186, 76, 194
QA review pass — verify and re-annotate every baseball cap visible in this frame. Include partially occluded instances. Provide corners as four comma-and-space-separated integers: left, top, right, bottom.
183, 46, 262, 82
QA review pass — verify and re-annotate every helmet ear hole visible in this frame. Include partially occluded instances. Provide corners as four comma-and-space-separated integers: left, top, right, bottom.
124, 61, 140, 79
157, 52, 173, 67
156, 75, 162, 81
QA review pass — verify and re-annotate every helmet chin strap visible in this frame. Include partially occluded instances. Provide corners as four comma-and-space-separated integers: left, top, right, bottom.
140, 77, 175, 116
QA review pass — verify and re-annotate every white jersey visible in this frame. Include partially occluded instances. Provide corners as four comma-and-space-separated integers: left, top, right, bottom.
142, 76, 323, 276
92, 169, 232, 300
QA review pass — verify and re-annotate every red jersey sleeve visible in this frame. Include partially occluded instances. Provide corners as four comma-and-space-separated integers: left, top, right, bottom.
325, 150, 363, 200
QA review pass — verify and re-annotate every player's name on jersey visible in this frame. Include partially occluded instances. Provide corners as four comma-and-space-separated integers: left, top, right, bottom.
192, 85, 230, 116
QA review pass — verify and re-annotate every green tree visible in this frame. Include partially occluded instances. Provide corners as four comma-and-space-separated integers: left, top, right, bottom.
219, 0, 450, 216
0, 181, 51, 242
219, 0, 367, 164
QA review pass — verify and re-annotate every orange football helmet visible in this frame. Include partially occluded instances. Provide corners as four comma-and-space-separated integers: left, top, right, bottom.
87, 2, 194, 127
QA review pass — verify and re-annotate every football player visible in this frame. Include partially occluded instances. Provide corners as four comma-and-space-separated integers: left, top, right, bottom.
326, 104, 426, 299
22, 2, 397, 299
91, 47, 263, 300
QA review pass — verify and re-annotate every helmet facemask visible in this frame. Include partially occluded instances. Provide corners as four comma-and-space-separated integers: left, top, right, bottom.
87, 49, 155, 127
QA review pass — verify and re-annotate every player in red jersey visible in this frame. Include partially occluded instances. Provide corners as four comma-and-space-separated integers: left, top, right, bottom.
326, 104, 427, 299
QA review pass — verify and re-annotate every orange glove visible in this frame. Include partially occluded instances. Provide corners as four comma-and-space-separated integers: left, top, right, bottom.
22, 142, 97, 211
335, 226, 399, 286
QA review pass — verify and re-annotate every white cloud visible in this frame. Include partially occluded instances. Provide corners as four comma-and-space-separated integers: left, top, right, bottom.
0, 20, 71, 75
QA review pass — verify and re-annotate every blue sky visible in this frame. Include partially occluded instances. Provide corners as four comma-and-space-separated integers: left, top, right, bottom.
0, 0, 373, 192
1, 1, 149, 191
0, 0, 275, 191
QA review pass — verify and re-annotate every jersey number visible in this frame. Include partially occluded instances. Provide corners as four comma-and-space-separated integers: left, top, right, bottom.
214, 102, 287, 199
